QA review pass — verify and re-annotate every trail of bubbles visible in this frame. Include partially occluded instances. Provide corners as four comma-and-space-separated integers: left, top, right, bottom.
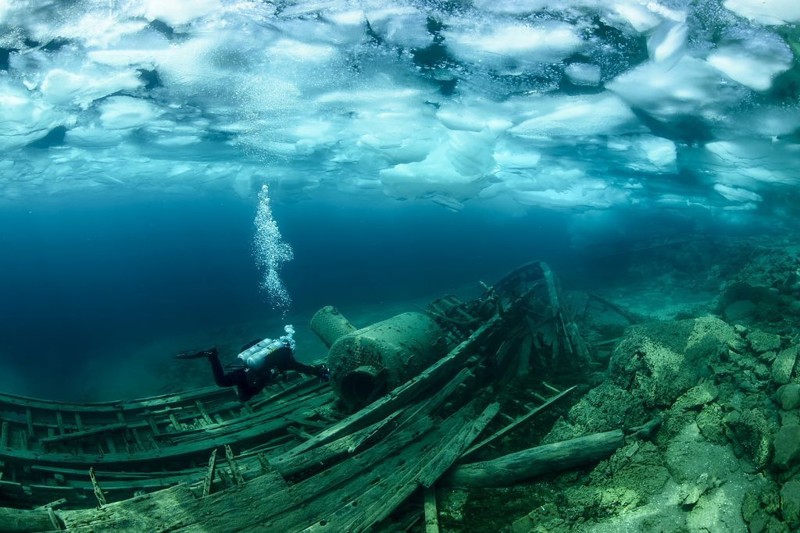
253, 184, 293, 313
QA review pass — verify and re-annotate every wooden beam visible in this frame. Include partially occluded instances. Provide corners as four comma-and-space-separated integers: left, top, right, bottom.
460, 385, 576, 461
0, 507, 58, 532
423, 486, 440, 533
88, 467, 107, 507
446, 429, 625, 488
225, 444, 244, 486
277, 318, 503, 463
202, 448, 217, 497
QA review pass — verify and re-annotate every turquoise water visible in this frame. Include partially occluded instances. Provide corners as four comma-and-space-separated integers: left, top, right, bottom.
0, 1, 798, 399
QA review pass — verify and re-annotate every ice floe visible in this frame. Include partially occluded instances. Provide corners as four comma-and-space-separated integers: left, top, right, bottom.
0, 0, 797, 217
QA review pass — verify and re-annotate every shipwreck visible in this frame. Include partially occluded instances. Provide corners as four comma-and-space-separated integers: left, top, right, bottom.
0, 261, 645, 532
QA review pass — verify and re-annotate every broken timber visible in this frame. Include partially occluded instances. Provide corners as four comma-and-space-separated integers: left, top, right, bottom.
0, 260, 607, 531
446, 429, 626, 488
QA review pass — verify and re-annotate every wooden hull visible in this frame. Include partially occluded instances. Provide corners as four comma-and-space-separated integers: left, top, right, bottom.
0, 261, 599, 531
0, 376, 334, 508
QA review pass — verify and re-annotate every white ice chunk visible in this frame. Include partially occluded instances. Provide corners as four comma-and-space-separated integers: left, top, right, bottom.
612, 2, 663, 32
714, 183, 762, 203
379, 129, 498, 198
55, 14, 148, 49
444, 21, 583, 67
740, 107, 800, 138
327, 10, 366, 26
512, 178, 629, 209
99, 96, 162, 130
723, 0, 800, 25
0, 86, 67, 150
470, 0, 553, 15
648, 22, 687, 64
705, 140, 799, 184
494, 147, 542, 170
607, 56, 738, 120
564, 63, 601, 86
270, 39, 337, 62
366, 7, 432, 49
609, 135, 677, 173
138, 0, 222, 26
707, 38, 793, 92
40, 68, 142, 108
436, 100, 513, 133
65, 125, 127, 147
509, 93, 641, 138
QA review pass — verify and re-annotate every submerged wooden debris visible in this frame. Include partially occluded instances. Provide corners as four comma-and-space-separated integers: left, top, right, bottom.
0, 261, 629, 532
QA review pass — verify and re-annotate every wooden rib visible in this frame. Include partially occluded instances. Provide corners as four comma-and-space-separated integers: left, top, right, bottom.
459, 385, 577, 461
195, 400, 213, 425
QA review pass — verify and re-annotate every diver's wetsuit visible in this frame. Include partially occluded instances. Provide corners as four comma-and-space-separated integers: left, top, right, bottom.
206, 346, 322, 402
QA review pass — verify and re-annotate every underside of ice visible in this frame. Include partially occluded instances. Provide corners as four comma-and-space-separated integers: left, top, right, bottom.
0, 0, 798, 218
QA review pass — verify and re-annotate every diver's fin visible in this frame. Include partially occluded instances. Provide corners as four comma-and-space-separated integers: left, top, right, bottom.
175, 348, 216, 360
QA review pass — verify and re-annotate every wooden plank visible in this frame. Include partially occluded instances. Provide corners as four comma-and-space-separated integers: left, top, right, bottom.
39, 423, 128, 446
277, 318, 502, 462
132, 428, 144, 451
1, 421, 8, 449
25, 409, 34, 439
0, 507, 56, 532
195, 400, 213, 425
424, 486, 440, 533
224, 444, 244, 486
169, 414, 181, 432
301, 400, 498, 532
89, 467, 107, 506
460, 385, 577, 461
0, 385, 227, 413
202, 448, 217, 497
446, 429, 625, 487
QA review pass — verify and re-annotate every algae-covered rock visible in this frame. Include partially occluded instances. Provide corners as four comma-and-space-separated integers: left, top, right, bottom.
661, 422, 755, 532
543, 382, 649, 442
772, 346, 799, 385
610, 317, 740, 407
672, 382, 719, 411
694, 403, 726, 444
776, 384, 800, 411
749, 329, 783, 354
723, 408, 776, 469
773, 424, 800, 469
781, 479, 800, 528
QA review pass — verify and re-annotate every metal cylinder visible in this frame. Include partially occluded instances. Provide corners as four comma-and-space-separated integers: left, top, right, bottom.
326, 311, 447, 408
310, 305, 357, 348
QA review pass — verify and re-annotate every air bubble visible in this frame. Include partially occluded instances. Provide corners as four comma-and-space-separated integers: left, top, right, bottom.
253, 184, 293, 314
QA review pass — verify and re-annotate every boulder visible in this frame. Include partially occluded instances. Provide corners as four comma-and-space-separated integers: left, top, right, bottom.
772, 346, 799, 385
781, 479, 800, 528
773, 425, 800, 469
777, 384, 800, 411
723, 408, 775, 469
610, 317, 738, 407
748, 330, 782, 354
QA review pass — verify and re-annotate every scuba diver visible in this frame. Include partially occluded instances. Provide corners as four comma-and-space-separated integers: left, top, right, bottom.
176, 325, 329, 402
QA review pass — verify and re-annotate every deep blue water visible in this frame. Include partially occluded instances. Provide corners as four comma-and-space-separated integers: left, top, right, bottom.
0, 190, 577, 398
0, 188, 762, 400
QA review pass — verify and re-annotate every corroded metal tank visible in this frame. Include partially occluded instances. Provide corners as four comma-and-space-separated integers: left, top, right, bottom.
310, 306, 447, 408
